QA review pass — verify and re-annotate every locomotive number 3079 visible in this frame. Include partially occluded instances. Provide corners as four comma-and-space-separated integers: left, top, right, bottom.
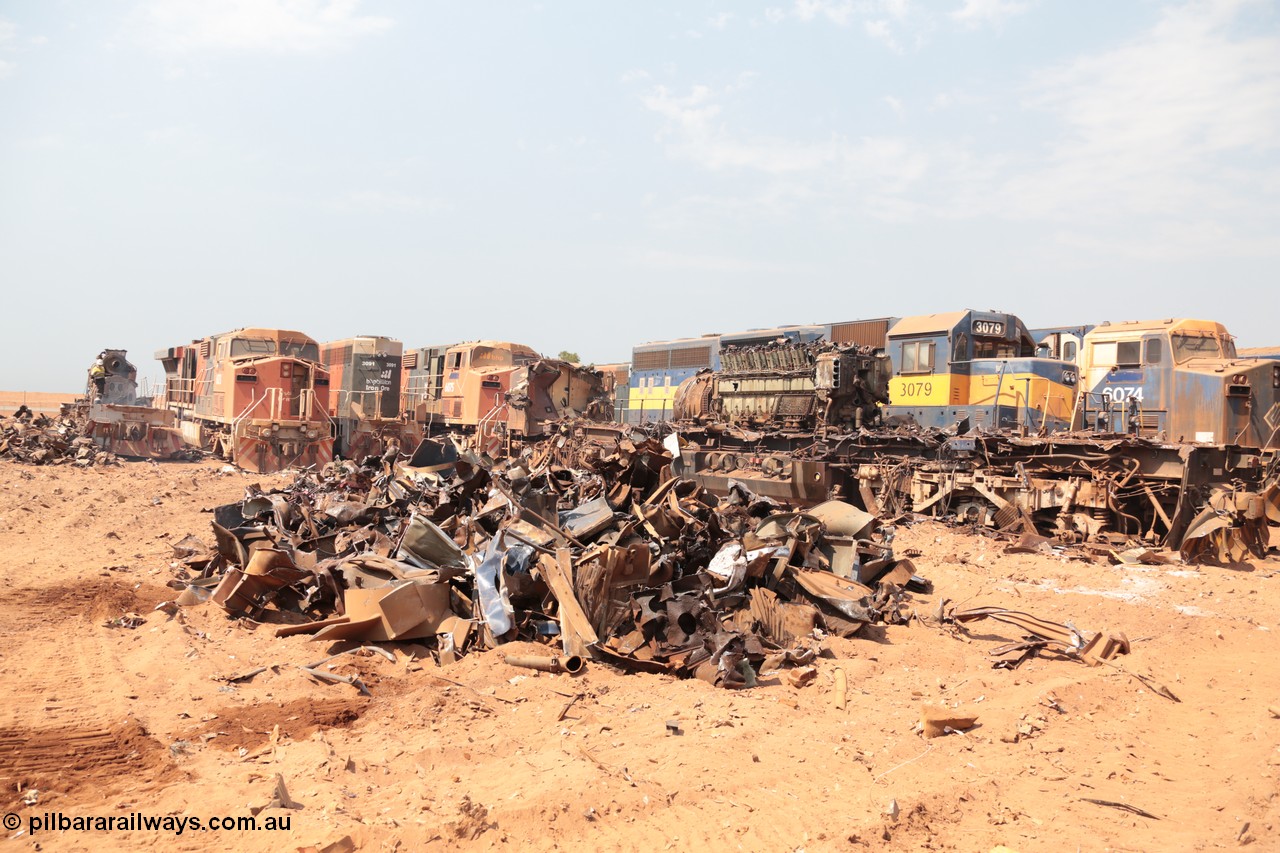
898, 381, 934, 398
972, 321, 1005, 336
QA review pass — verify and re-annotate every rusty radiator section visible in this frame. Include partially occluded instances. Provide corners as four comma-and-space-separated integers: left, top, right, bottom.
673, 340, 890, 433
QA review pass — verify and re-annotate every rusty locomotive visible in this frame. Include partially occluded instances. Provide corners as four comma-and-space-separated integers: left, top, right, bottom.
320, 335, 406, 459
1072, 318, 1280, 449
399, 340, 612, 455
157, 328, 335, 474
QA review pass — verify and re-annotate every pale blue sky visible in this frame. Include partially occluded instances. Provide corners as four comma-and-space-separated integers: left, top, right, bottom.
1, 0, 1277, 390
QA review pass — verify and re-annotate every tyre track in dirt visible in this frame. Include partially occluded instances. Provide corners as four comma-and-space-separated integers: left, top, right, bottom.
0, 574, 184, 808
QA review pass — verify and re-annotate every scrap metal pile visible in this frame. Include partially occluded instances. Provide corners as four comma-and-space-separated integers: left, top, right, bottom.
168, 431, 925, 687
0, 409, 121, 467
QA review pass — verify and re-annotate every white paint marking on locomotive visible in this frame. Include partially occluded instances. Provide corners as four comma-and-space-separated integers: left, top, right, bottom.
1265, 401, 1280, 431
1101, 386, 1143, 403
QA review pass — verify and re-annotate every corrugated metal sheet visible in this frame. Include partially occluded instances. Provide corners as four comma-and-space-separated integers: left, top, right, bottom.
670, 345, 712, 369
633, 350, 670, 371
830, 319, 891, 347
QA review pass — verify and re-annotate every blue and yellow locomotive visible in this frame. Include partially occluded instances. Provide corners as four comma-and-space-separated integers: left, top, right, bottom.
1075, 319, 1280, 448
883, 310, 1078, 432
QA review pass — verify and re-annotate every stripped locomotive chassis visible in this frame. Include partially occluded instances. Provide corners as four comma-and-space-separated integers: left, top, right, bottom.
672, 428, 1278, 560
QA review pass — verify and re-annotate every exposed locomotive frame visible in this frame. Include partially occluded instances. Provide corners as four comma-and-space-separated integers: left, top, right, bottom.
669, 424, 1277, 561
79, 349, 186, 460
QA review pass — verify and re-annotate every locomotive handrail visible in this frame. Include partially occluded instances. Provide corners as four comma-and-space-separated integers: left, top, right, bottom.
991, 360, 1008, 428
477, 400, 508, 435
1123, 395, 1143, 433
232, 387, 281, 429
231, 389, 262, 432
165, 376, 198, 406
341, 390, 394, 422
304, 388, 335, 427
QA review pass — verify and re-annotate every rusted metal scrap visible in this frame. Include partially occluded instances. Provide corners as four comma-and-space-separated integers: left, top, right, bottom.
938, 601, 1178, 701
0, 411, 121, 467
944, 604, 1130, 666
167, 427, 923, 688
1179, 485, 1273, 565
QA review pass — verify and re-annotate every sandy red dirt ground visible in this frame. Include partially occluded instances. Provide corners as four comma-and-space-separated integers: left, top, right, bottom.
1, 458, 1278, 851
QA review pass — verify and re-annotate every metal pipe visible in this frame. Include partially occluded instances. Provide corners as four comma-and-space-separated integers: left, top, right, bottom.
992, 361, 1008, 428
502, 654, 584, 674
1022, 377, 1031, 435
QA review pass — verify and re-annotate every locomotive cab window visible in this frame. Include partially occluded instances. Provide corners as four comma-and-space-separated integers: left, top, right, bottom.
1062, 340, 1078, 362
1090, 341, 1117, 367
278, 340, 320, 362
446, 351, 463, 370
1144, 338, 1163, 365
471, 347, 505, 367
972, 338, 1013, 356
1117, 340, 1141, 368
231, 338, 276, 358
1171, 333, 1221, 363
900, 341, 934, 374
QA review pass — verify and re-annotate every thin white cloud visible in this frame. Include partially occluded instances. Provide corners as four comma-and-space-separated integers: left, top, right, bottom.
863, 19, 900, 52
794, 1, 858, 26
766, 1, 932, 51
1010, 0, 1280, 228
639, 82, 961, 220
930, 89, 983, 110
883, 94, 905, 118
707, 12, 735, 30
135, 0, 393, 54
951, 0, 1030, 29
0, 17, 17, 79
639, 0, 1280, 262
